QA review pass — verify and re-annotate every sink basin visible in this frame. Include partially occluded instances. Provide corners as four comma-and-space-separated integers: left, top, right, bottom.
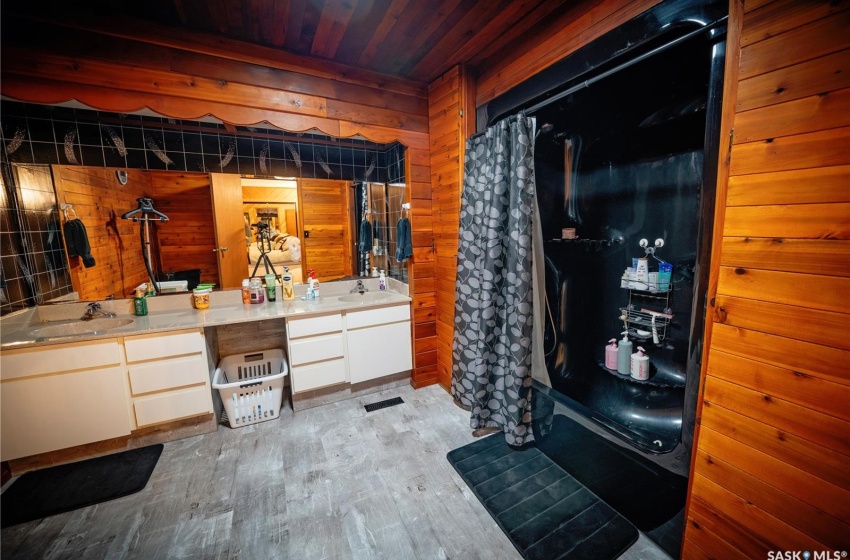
28, 318, 135, 339
338, 292, 393, 304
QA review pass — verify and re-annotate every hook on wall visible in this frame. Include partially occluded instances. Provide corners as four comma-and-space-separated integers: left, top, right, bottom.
60, 203, 77, 221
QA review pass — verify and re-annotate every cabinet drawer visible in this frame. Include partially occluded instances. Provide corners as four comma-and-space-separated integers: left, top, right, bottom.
287, 314, 342, 339
290, 358, 346, 393
1, 339, 122, 380
346, 304, 410, 329
133, 386, 212, 427
289, 333, 344, 366
124, 330, 204, 363
128, 355, 208, 395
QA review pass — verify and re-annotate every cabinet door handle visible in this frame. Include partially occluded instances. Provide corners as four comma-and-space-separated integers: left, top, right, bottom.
213, 246, 229, 252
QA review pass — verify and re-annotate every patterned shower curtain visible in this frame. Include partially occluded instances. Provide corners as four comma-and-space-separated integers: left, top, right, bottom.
451, 113, 537, 446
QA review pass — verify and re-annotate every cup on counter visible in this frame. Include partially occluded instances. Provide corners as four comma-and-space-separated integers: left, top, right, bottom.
561, 228, 576, 239
192, 287, 211, 309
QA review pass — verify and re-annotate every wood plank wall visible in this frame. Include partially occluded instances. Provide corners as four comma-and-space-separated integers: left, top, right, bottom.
427, 66, 475, 390
148, 171, 218, 287
683, 1, 850, 556
52, 166, 152, 300
2, 20, 437, 386
409, 146, 438, 388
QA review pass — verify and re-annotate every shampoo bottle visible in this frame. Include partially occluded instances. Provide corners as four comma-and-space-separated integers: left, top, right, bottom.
630, 346, 650, 380
605, 339, 618, 369
617, 332, 632, 375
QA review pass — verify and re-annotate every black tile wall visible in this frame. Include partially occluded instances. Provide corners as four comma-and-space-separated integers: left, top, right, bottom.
0, 102, 405, 183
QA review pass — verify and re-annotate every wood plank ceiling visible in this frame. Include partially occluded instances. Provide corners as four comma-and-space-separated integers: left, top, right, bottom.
7, 0, 575, 84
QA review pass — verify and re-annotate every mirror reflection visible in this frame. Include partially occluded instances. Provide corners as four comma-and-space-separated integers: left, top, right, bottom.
1, 163, 408, 310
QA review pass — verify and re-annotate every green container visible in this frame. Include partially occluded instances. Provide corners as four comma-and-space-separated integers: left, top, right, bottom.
134, 296, 148, 316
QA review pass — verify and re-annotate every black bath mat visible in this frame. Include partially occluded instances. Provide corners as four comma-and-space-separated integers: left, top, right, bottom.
448, 435, 638, 560
0, 444, 163, 528
534, 415, 688, 534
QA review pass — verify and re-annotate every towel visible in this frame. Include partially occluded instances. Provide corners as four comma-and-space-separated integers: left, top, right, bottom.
358, 219, 373, 253
395, 217, 413, 262
63, 219, 96, 268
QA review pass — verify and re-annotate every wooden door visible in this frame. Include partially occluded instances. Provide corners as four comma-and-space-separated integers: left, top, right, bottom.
297, 179, 352, 282
210, 173, 246, 289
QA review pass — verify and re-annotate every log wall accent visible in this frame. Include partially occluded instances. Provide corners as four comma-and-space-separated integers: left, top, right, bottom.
682, 0, 850, 556
52, 165, 152, 300
148, 171, 218, 287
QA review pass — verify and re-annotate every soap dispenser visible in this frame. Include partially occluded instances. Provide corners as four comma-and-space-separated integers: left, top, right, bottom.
630, 346, 650, 380
617, 332, 632, 375
605, 339, 618, 369
379, 269, 387, 291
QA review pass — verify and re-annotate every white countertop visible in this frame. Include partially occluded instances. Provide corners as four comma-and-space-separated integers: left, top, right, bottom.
0, 278, 410, 350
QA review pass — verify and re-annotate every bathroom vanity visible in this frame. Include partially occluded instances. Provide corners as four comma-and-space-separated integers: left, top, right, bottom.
0, 281, 412, 463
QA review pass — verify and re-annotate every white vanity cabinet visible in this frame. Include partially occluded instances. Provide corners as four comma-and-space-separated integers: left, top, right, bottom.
0, 339, 132, 461
124, 329, 213, 428
286, 313, 347, 394
345, 304, 412, 384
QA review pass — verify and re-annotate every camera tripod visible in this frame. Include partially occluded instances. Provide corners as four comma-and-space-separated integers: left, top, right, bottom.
250, 225, 280, 281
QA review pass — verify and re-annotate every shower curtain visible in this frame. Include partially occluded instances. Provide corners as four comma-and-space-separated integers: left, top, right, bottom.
451, 113, 537, 446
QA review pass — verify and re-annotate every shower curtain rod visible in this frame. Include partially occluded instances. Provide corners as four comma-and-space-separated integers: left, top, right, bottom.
523, 15, 728, 117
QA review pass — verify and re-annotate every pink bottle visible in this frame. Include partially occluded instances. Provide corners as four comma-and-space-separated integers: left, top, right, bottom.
605, 339, 618, 370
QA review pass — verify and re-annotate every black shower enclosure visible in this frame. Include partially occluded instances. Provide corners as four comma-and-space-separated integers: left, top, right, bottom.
479, 0, 727, 465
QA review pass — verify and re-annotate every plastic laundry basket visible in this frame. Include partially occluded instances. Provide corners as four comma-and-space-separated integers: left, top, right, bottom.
213, 349, 288, 428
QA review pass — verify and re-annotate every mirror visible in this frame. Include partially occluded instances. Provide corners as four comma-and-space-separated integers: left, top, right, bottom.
1, 163, 408, 309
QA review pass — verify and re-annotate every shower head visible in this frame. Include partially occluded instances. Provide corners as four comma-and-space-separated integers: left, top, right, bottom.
534, 123, 555, 138
535, 123, 555, 138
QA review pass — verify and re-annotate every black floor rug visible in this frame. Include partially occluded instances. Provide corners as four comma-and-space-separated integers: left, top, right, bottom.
534, 415, 688, 534
448, 435, 638, 560
1, 444, 163, 528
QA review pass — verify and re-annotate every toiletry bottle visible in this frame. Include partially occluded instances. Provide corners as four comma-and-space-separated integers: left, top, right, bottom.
241, 279, 250, 304
134, 288, 148, 316
145, 282, 155, 297
379, 270, 387, 291
282, 267, 294, 301
636, 258, 649, 283
372, 266, 379, 278
264, 273, 276, 302
617, 331, 632, 375
249, 278, 264, 304
605, 338, 618, 369
310, 271, 320, 299
630, 346, 650, 380
305, 269, 315, 299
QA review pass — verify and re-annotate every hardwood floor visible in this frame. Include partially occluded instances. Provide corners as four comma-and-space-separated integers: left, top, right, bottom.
1, 385, 671, 559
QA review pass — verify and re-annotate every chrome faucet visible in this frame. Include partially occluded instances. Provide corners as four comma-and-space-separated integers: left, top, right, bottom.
350, 280, 368, 294
81, 302, 117, 321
